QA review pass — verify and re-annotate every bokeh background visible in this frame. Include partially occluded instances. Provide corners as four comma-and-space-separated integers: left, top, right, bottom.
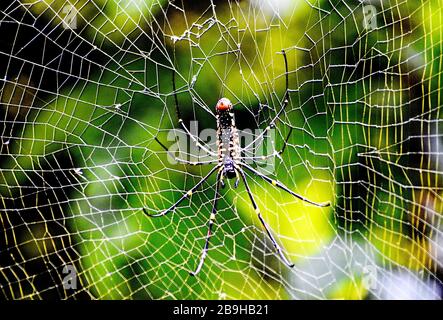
0, 0, 442, 299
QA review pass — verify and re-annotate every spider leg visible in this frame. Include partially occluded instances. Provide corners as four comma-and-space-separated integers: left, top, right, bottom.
190, 170, 223, 276
236, 166, 294, 268
240, 163, 331, 207
234, 169, 240, 188
220, 171, 225, 188
276, 126, 293, 157
171, 71, 217, 157
143, 164, 222, 217
241, 49, 290, 153
154, 137, 217, 165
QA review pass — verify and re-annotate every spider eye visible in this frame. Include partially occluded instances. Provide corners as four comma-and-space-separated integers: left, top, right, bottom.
216, 98, 232, 111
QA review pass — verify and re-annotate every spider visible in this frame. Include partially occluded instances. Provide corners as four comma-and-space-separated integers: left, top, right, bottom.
144, 50, 330, 276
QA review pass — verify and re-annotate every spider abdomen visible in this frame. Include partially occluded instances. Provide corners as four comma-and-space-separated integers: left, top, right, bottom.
216, 109, 240, 178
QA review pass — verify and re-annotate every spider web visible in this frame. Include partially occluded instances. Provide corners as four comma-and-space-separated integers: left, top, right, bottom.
0, 0, 442, 300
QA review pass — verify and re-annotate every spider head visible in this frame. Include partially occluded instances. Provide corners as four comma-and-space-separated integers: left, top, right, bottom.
216, 98, 232, 112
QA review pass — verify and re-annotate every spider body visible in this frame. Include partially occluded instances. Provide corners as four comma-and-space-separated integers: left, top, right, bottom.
216, 98, 240, 184
144, 50, 331, 276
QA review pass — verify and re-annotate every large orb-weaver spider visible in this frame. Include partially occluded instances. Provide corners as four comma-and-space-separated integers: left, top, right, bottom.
144, 50, 330, 276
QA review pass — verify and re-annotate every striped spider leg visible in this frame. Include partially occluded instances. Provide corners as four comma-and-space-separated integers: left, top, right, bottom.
143, 50, 330, 275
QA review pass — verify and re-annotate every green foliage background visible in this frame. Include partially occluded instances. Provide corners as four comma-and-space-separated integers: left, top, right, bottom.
1, 0, 442, 299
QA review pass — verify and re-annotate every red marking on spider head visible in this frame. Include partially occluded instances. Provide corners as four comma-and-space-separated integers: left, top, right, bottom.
216, 98, 232, 112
